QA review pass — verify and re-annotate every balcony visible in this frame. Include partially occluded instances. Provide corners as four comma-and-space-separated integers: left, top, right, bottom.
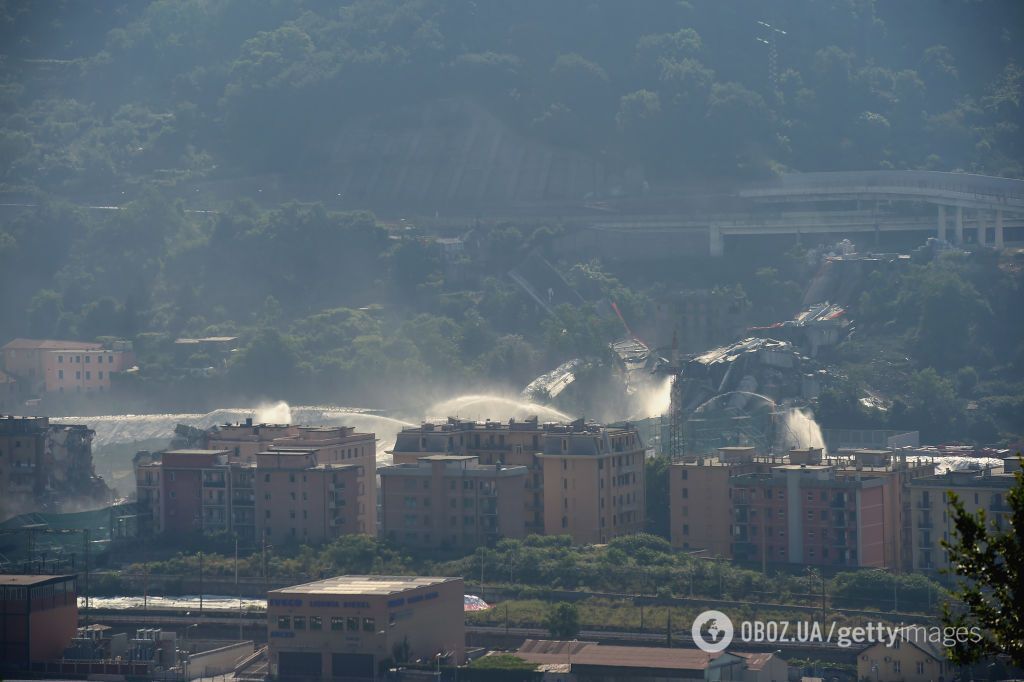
232, 493, 255, 506
918, 517, 933, 529
202, 479, 226, 488
829, 497, 847, 508
917, 499, 932, 510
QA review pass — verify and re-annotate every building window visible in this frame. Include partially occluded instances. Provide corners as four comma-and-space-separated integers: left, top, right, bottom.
75, 371, 81, 380
683, 524, 689, 536
681, 488, 688, 498
293, 616, 306, 630
85, 356, 91, 364
85, 371, 91, 380
310, 616, 322, 630
58, 369, 64, 380
99, 371, 104, 380
347, 617, 359, 631
894, 661, 901, 673
916, 662, 924, 674
362, 618, 375, 632
331, 617, 344, 631
277, 616, 291, 629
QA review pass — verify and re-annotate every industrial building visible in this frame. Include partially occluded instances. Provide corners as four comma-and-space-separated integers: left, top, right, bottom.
267, 575, 465, 680
0, 574, 78, 671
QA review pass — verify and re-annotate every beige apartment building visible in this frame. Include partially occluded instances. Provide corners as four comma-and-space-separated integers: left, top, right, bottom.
538, 422, 646, 544
204, 421, 378, 534
267, 575, 465, 680
909, 458, 1018, 575
206, 419, 300, 463
378, 455, 527, 550
391, 416, 547, 533
274, 426, 378, 533
254, 450, 363, 543
669, 446, 768, 557
391, 417, 647, 545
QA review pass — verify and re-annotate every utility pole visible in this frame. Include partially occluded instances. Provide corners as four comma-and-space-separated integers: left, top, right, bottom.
199, 551, 204, 614
236, 538, 242, 641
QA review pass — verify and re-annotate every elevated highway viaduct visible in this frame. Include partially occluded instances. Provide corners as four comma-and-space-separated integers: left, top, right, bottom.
541, 171, 1024, 258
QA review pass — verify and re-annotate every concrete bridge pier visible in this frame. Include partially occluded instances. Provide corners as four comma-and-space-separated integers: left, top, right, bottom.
709, 223, 724, 256
937, 205, 947, 241
995, 210, 1004, 248
955, 206, 964, 243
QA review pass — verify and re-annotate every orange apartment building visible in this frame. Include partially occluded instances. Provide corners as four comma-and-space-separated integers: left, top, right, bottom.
378, 455, 527, 550
669, 446, 933, 568
538, 421, 646, 544
391, 417, 646, 545
730, 462, 888, 568
267, 575, 465, 679
0, 574, 79, 671
136, 446, 369, 544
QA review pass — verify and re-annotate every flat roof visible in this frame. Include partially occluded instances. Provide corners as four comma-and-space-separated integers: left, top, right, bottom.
0, 574, 76, 587
270, 575, 459, 596
164, 449, 231, 456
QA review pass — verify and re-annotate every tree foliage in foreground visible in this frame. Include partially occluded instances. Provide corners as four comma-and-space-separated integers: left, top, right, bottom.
941, 459, 1024, 668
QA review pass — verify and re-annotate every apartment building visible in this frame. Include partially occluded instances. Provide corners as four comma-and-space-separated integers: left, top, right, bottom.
909, 459, 1018, 575
1, 338, 134, 396
391, 417, 646, 544
136, 446, 369, 543
2, 339, 101, 395
42, 346, 134, 394
669, 446, 770, 557
832, 449, 935, 571
206, 419, 300, 463
254, 450, 363, 543
538, 421, 646, 544
378, 455, 527, 550
136, 449, 231, 536
391, 416, 547, 534
272, 426, 378, 533
731, 462, 888, 568
0, 415, 107, 516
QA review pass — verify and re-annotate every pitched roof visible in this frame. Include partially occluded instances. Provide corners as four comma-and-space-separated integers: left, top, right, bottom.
2, 338, 102, 351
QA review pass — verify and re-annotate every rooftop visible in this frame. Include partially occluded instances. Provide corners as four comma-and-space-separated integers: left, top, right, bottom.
270, 575, 459, 596
2, 338, 103, 351
516, 640, 754, 672
0, 574, 76, 587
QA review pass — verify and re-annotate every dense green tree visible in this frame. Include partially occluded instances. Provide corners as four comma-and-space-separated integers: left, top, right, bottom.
941, 462, 1024, 668
543, 602, 581, 640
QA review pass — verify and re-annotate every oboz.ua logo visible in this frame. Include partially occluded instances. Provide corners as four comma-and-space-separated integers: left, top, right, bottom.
692, 610, 734, 653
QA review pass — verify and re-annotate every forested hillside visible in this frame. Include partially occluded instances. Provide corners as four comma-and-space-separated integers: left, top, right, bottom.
1, 0, 1022, 198
0, 1, 1022, 442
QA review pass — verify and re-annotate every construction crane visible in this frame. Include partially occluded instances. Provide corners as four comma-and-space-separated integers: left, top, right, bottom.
755, 20, 788, 91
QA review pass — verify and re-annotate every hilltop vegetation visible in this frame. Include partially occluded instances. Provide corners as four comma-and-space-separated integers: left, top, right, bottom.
1, 0, 1022, 197
0, 1, 1022, 443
